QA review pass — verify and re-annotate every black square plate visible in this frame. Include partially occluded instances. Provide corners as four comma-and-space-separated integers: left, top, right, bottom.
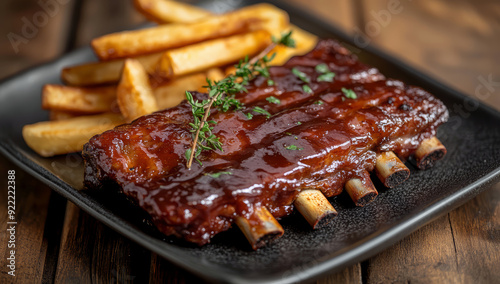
1, 1, 500, 283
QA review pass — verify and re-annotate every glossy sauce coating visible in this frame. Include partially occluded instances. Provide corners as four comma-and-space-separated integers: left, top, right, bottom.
83, 40, 449, 245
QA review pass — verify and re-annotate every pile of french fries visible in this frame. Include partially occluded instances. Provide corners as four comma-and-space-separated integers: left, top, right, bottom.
23, 0, 318, 157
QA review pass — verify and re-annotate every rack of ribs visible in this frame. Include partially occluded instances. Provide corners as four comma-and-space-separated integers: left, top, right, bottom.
83, 39, 449, 249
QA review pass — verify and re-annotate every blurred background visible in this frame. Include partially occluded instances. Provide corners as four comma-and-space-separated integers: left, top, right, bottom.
0, 0, 498, 283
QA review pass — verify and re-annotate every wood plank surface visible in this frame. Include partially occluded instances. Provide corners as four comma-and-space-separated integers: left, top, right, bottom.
360, 0, 500, 109
449, 184, 500, 282
54, 202, 151, 283
367, 215, 462, 283
0, 155, 52, 283
149, 253, 206, 284
0, 0, 499, 283
318, 263, 362, 284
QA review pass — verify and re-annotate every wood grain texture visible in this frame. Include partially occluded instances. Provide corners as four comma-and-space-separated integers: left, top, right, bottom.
54, 202, 151, 283
149, 253, 206, 284
366, 215, 463, 283
449, 183, 500, 282
360, 0, 500, 109
0, 155, 52, 283
318, 263, 362, 284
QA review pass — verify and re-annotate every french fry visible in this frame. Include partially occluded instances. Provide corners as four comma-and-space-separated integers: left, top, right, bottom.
117, 59, 158, 122
22, 113, 124, 157
269, 25, 318, 66
61, 52, 162, 86
245, 3, 289, 36
42, 84, 118, 114
154, 73, 207, 109
50, 110, 88, 121
91, 3, 288, 60
224, 25, 318, 76
134, 0, 212, 24
205, 67, 225, 82
156, 30, 271, 79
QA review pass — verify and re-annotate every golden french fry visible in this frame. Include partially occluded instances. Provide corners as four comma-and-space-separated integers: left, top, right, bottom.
156, 30, 271, 78
117, 59, 158, 122
154, 73, 207, 109
245, 3, 289, 37
22, 113, 124, 157
134, 0, 212, 24
154, 68, 225, 110
91, 3, 288, 60
62, 52, 162, 86
269, 25, 318, 66
223, 25, 318, 76
42, 84, 117, 114
49, 110, 88, 121
205, 67, 225, 82
48, 69, 215, 116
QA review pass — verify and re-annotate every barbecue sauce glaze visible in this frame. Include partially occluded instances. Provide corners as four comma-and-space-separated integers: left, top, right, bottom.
83, 40, 449, 245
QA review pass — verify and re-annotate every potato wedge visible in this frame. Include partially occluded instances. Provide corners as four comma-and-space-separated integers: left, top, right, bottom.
23, 113, 124, 157
91, 3, 288, 60
134, 0, 212, 24
42, 84, 118, 114
62, 52, 162, 86
117, 59, 158, 122
156, 30, 271, 78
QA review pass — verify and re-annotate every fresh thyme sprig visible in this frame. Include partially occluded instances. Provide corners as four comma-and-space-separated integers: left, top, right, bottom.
341, 87, 357, 99
185, 31, 296, 168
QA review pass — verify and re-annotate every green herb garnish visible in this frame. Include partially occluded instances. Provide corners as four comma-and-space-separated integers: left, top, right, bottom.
272, 31, 296, 48
315, 63, 329, 73
266, 96, 281, 105
292, 67, 310, 83
292, 67, 315, 94
285, 144, 303, 150
314, 100, 324, 105
315, 63, 335, 82
205, 171, 232, 178
302, 85, 313, 94
341, 88, 357, 99
252, 106, 271, 118
296, 121, 302, 125
317, 72, 335, 82
245, 112, 254, 119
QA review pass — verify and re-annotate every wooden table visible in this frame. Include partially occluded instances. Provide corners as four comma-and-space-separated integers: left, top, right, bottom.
1, 0, 499, 283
